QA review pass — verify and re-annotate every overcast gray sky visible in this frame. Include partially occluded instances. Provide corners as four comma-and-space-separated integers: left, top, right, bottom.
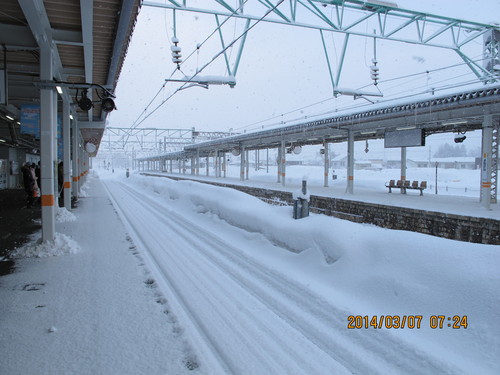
108, 0, 500, 141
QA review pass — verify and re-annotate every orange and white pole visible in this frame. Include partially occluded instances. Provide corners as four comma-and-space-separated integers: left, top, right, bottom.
324, 140, 329, 187
40, 43, 56, 242
240, 145, 245, 181
481, 115, 493, 210
281, 140, 286, 187
63, 100, 71, 209
347, 130, 354, 194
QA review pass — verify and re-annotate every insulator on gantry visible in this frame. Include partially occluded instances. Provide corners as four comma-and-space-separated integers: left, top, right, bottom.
171, 37, 182, 66
370, 58, 379, 85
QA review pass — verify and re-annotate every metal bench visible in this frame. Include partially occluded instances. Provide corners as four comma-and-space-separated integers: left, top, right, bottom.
386, 180, 427, 195
406, 180, 427, 196
386, 179, 404, 193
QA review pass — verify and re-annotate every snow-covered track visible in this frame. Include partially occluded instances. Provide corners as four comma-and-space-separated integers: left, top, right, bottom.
103, 179, 463, 375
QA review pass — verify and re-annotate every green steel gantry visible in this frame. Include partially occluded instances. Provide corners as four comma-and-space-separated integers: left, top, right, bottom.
144, 0, 500, 91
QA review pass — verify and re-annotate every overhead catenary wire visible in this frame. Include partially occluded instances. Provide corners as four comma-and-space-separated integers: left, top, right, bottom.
125, 4, 495, 137
233, 55, 491, 132
273, 77, 491, 131
132, 0, 286, 129
247, 76, 490, 132
124, 0, 250, 137
237, 77, 490, 133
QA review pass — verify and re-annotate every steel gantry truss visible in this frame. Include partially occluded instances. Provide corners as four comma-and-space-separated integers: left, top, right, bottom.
490, 120, 498, 203
102, 127, 236, 154
144, 0, 500, 89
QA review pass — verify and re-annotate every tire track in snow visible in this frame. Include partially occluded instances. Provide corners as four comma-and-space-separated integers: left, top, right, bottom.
105, 180, 350, 374
103, 181, 235, 374
104, 179, 463, 375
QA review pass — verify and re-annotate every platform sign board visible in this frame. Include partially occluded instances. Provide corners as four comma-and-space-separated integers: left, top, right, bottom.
20, 104, 40, 139
384, 128, 425, 148
0, 69, 6, 105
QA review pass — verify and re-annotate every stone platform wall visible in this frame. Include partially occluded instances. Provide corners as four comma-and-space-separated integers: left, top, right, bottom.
142, 173, 500, 245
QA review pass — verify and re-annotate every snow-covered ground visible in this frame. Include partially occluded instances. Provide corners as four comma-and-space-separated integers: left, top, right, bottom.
1, 168, 499, 374
143, 164, 500, 219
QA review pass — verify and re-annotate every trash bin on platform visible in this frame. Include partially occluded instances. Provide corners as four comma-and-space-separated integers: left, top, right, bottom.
292, 178, 310, 219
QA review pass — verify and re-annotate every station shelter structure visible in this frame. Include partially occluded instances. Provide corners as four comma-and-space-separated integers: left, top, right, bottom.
0, 0, 141, 242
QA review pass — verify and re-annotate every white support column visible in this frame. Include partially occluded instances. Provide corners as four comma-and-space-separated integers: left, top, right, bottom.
324, 141, 329, 187
281, 141, 286, 187
255, 149, 258, 171
346, 130, 354, 194
240, 145, 245, 181
223, 152, 226, 178
401, 146, 407, 194
63, 101, 71, 209
191, 157, 195, 175
266, 148, 269, 173
277, 147, 281, 183
86, 153, 89, 180
72, 118, 79, 200
206, 157, 209, 176
245, 149, 249, 180
491, 120, 498, 204
78, 144, 82, 183
401, 146, 407, 181
218, 153, 221, 177
196, 149, 200, 176
40, 43, 56, 242
214, 150, 219, 177
481, 115, 493, 209
54, 98, 59, 205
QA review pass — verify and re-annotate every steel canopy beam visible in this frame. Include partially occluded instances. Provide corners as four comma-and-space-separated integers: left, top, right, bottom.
143, 0, 499, 49
80, 0, 94, 122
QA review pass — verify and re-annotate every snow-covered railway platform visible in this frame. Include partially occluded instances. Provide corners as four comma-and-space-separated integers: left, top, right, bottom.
141, 168, 500, 245
0, 173, 198, 374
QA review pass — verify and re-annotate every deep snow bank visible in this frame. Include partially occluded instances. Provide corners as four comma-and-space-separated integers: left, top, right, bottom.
11, 232, 80, 258
120, 172, 499, 373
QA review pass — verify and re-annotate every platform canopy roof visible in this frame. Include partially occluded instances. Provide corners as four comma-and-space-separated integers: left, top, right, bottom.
0, 0, 141, 155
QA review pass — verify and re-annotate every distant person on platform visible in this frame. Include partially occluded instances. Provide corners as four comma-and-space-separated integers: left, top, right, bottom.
21, 163, 37, 208
35, 161, 41, 192
58, 161, 64, 198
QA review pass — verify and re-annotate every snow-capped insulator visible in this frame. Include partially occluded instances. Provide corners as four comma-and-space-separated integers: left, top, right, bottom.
370, 58, 379, 84
171, 37, 182, 66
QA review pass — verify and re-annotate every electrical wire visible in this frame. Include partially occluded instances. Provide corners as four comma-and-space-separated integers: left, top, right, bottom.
233, 55, 491, 132
126, 3, 494, 135
127, 0, 250, 132
239, 75, 488, 133
238, 74, 490, 133
132, 0, 286, 129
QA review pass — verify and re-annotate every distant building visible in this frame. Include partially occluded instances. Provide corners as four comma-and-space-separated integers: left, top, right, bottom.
330, 155, 477, 170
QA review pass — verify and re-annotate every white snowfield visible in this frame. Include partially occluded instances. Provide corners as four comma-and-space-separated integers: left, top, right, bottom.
1, 169, 499, 374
